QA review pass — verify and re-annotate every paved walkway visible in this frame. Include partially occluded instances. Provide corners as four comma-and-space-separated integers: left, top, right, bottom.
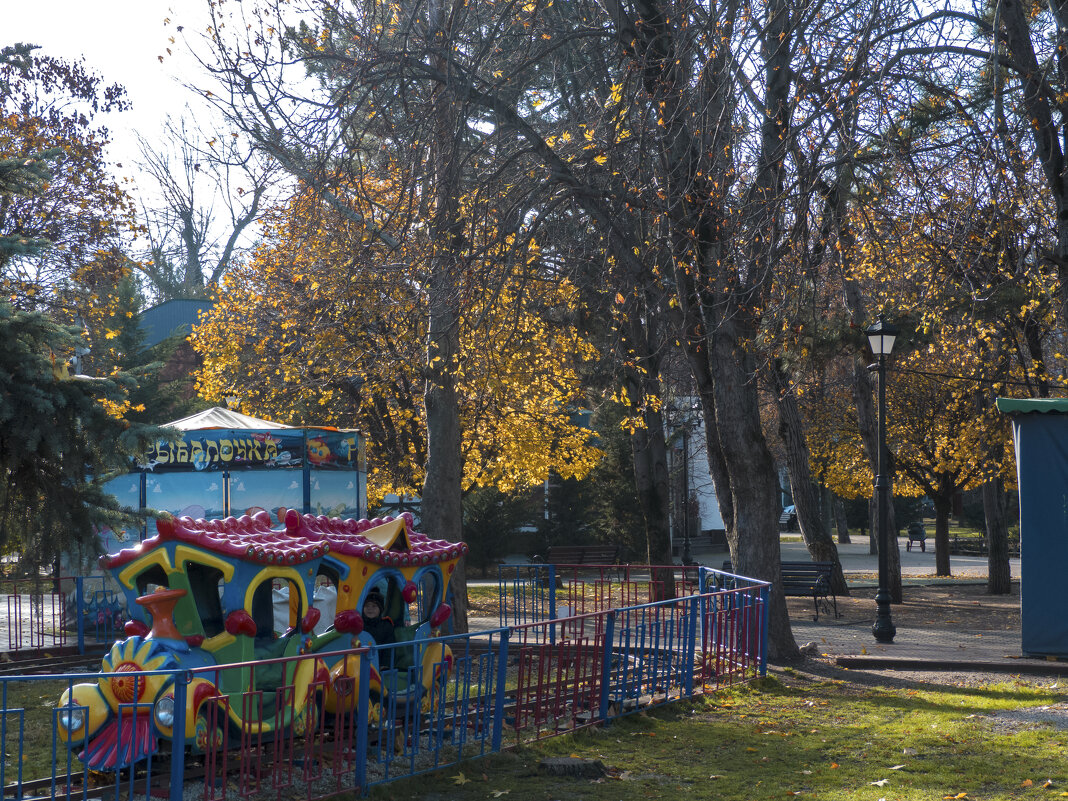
492, 537, 1057, 674
693, 537, 1055, 674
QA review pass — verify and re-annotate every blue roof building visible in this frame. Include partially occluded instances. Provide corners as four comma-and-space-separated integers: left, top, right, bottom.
140, 299, 214, 348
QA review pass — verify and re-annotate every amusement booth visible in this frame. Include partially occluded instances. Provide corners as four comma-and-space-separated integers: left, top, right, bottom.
99, 407, 366, 552
63, 408, 365, 632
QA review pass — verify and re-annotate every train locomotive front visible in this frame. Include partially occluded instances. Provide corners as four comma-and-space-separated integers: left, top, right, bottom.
57, 511, 329, 770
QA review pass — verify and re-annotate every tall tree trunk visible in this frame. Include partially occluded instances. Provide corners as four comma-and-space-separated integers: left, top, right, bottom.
709, 318, 798, 662
623, 300, 675, 597
421, 0, 468, 632
773, 362, 848, 595
631, 415, 672, 565
832, 493, 851, 544
997, 0, 1068, 318
933, 493, 952, 577
984, 477, 1012, 594
631, 414, 675, 599
672, 269, 734, 537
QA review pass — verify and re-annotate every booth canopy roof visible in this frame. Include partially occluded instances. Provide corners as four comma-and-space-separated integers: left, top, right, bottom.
164, 407, 294, 430
996, 398, 1068, 415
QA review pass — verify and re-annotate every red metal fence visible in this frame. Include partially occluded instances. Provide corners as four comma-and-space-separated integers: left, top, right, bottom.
0, 565, 766, 798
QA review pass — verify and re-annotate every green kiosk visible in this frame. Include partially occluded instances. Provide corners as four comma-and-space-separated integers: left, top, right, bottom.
998, 398, 1068, 657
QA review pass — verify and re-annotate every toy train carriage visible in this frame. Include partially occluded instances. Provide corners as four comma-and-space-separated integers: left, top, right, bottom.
280, 510, 467, 717
56, 509, 468, 768
58, 511, 330, 769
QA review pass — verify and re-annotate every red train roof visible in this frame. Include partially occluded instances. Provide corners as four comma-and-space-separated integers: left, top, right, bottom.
100, 508, 467, 571
282, 509, 468, 568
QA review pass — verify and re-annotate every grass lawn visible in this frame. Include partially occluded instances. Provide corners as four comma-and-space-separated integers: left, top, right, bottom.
370, 668, 1068, 800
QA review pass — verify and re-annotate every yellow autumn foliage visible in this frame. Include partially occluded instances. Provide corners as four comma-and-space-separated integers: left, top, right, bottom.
193, 185, 602, 504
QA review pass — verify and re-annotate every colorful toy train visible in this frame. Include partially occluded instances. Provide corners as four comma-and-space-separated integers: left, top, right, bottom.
57, 509, 468, 769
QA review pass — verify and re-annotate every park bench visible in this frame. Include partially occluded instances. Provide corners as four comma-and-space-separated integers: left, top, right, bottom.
721, 560, 839, 621
536, 544, 621, 565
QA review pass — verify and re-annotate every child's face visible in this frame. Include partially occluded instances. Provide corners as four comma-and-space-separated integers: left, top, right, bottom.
363, 600, 381, 619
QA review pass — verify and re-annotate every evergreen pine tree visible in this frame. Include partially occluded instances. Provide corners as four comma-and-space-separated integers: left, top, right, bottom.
0, 44, 167, 573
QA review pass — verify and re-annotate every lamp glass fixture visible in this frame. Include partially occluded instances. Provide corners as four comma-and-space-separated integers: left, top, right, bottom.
866, 320, 899, 357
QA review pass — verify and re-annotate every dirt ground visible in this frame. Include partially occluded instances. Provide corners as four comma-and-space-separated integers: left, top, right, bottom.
785, 580, 1021, 631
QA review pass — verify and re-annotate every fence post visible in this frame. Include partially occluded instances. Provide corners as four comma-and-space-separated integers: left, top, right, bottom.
170, 670, 188, 800
759, 584, 769, 677
597, 610, 616, 722
497, 565, 506, 628
547, 565, 556, 620
75, 577, 85, 655
491, 628, 510, 752
355, 650, 370, 792
684, 596, 698, 698
547, 566, 557, 644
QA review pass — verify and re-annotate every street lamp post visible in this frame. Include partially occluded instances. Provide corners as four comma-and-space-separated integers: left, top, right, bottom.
680, 421, 693, 566
866, 317, 899, 644
667, 403, 698, 566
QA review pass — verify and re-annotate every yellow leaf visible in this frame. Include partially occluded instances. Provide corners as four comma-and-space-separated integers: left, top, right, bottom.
454, 772, 471, 785
1022, 779, 1034, 787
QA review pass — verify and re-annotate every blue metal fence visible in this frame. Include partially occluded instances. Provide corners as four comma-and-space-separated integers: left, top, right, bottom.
0, 568, 767, 798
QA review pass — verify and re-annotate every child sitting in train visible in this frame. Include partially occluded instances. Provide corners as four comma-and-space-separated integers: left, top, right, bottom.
362, 589, 395, 643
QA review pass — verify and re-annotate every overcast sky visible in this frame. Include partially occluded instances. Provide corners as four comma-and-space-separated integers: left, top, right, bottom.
6, 1, 215, 179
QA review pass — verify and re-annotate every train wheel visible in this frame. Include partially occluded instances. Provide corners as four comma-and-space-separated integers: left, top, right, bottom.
193, 710, 225, 754
293, 699, 319, 741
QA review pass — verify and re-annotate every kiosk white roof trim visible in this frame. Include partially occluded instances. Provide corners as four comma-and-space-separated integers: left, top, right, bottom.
164, 407, 294, 431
